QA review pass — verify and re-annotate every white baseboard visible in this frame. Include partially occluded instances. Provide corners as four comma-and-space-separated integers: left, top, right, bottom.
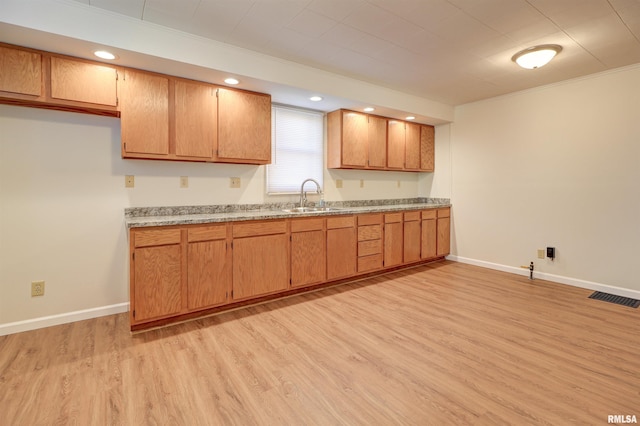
447, 255, 640, 300
0, 302, 129, 337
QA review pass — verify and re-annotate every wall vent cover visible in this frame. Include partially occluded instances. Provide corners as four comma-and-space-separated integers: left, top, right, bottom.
588, 291, 639, 308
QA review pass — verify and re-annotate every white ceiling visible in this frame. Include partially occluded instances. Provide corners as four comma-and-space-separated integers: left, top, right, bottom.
65, 0, 640, 106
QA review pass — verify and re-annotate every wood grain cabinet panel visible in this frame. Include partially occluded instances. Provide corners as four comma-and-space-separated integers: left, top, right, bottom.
291, 229, 326, 288
420, 125, 435, 172
437, 208, 451, 256
405, 122, 421, 170
0, 45, 42, 97
217, 88, 271, 164
50, 56, 117, 106
327, 224, 356, 280
367, 115, 387, 169
404, 212, 421, 263
387, 120, 405, 169
187, 225, 230, 310
174, 80, 217, 159
119, 69, 169, 156
421, 214, 437, 260
327, 110, 387, 169
232, 233, 289, 300
133, 244, 182, 322
384, 213, 403, 267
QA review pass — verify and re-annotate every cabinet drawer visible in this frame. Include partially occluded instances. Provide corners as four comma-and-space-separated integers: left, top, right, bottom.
385, 213, 403, 223
404, 211, 421, 221
437, 208, 451, 218
422, 210, 437, 220
358, 224, 382, 241
134, 229, 181, 247
188, 225, 227, 242
358, 254, 382, 272
358, 213, 382, 226
233, 220, 287, 238
358, 239, 382, 256
291, 218, 324, 232
327, 216, 355, 229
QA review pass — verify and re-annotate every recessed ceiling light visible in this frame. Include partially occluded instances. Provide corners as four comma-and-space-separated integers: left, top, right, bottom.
94, 50, 116, 60
512, 44, 562, 69
224, 78, 239, 85
406, 116, 416, 120
310, 96, 323, 102
364, 107, 375, 112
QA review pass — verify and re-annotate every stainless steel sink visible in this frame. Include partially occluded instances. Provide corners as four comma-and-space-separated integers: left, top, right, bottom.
282, 206, 341, 213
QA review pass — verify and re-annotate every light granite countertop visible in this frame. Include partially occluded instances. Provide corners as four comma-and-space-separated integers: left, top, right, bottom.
125, 198, 451, 228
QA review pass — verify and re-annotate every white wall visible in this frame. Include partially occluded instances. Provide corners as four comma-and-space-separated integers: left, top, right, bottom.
449, 65, 640, 293
0, 104, 424, 330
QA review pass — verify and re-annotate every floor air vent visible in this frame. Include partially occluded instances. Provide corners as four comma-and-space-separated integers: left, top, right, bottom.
588, 291, 640, 308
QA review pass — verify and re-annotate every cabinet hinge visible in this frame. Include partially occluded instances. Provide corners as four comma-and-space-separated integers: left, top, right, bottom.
133, 310, 135, 318
216, 88, 219, 98
289, 278, 292, 285
132, 252, 135, 261
231, 289, 234, 298
231, 241, 233, 249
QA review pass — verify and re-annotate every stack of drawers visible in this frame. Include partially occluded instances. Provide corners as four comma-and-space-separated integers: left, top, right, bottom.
357, 213, 383, 272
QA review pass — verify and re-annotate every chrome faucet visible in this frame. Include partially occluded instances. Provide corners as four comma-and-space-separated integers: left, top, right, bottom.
299, 178, 322, 208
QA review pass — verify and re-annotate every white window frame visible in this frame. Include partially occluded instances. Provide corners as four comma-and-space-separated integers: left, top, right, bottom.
266, 104, 324, 195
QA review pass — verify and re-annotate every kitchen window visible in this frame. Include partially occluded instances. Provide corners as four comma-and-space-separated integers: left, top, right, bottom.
266, 105, 324, 194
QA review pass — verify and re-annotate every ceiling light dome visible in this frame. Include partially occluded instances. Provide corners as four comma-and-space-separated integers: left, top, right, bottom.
512, 44, 562, 69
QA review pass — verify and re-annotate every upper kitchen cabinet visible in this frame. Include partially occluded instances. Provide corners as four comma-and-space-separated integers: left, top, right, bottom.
327, 109, 387, 169
0, 44, 43, 100
420, 125, 435, 172
119, 69, 170, 158
388, 120, 423, 171
49, 56, 118, 112
216, 88, 271, 164
174, 79, 217, 160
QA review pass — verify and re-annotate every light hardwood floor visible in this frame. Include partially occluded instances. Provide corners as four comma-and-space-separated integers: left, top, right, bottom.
1, 261, 638, 425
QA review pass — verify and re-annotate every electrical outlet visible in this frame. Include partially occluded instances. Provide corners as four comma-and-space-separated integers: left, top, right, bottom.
31, 281, 45, 297
537, 249, 545, 259
397, 180, 401, 188
180, 176, 188, 188
230, 177, 241, 188
336, 179, 343, 188
360, 179, 364, 188
125, 175, 134, 188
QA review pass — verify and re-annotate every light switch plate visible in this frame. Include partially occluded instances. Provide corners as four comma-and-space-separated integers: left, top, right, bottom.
336, 179, 343, 188
230, 177, 241, 188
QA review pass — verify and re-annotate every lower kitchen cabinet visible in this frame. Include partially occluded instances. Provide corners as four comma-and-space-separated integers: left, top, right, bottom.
291, 218, 326, 288
186, 225, 231, 310
326, 216, 357, 280
437, 208, 451, 256
232, 221, 289, 300
421, 210, 437, 259
129, 207, 450, 330
403, 211, 421, 263
384, 213, 404, 267
131, 229, 182, 322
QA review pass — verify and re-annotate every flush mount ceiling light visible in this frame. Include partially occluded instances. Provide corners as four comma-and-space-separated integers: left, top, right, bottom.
94, 50, 117, 60
406, 116, 416, 120
224, 78, 239, 85
512, 44, 562, 69
364, 107, 375, 112
309, 96, 323, 102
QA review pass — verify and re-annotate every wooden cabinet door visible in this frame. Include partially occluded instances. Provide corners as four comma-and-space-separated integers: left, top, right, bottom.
120, 70, 169, 156
342, 110, 368, 167
232, 233, 289, 300
403, 215, 421, 263
327, 226, 356, 280
175, 80, 217, 159
405, 122, 421, 170
420, 125, 435, 171
50, 57, 117, 107
437, 216, 451, 256
133, 244, 182, 322
387, 120, 405, 169
421, 218, 437, 259
291, 230, 326, 287
0, 45, 42, 98
217, 88, 271, 163
187, 226, 230, 310
384, 219, 404, 267
368, 115, 387, 169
